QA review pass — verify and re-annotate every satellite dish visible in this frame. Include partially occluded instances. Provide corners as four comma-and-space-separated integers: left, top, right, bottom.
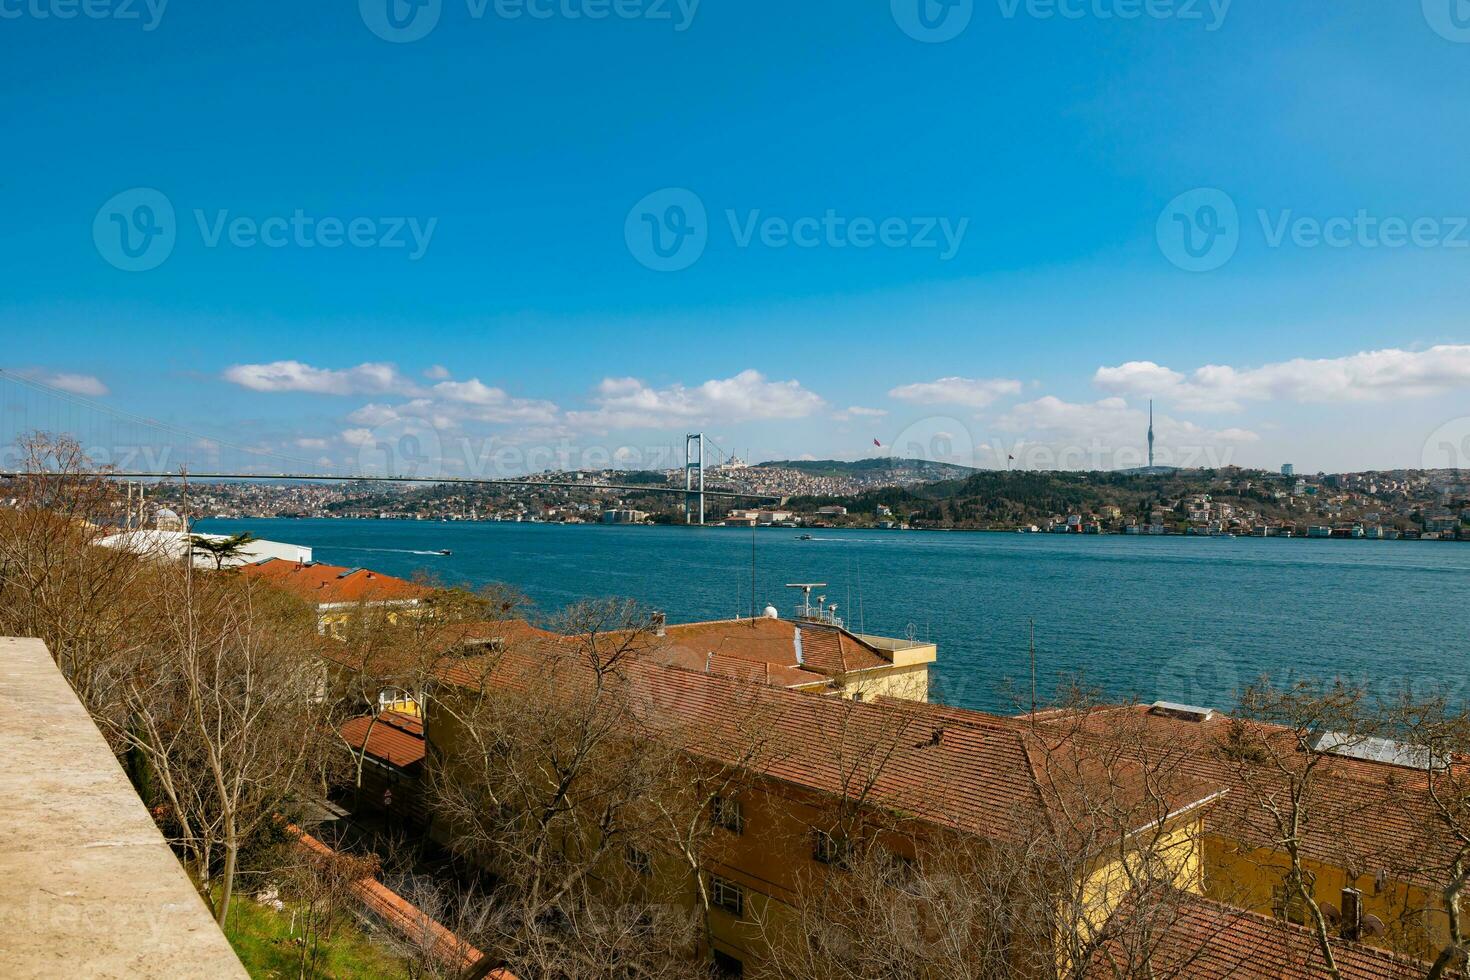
1362, 914, 1386, 938
1320, 902, 1340, 925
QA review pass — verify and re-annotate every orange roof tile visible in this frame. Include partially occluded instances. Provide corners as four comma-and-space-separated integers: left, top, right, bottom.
241, 559, 432, 606
437, 641, 1217, 843
340, 711, 426, 770
1047, 704, 1467, 889
1091, 890, 1445, 979
648, 617, 891, 680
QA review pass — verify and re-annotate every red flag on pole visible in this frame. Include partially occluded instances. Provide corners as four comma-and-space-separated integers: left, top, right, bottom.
873, 438, 882, 448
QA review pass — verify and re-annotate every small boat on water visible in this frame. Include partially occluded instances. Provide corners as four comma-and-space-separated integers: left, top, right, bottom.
797, 534, 814, 541
438, 549, 453, 556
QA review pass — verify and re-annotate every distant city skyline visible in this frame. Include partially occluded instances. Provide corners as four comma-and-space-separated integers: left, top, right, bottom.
6, 4, 1470, 474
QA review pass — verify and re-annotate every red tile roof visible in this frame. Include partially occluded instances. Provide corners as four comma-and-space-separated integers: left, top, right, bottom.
339, 711, 426, 770
241, 559, 432, 605
1090, 890, 1444, 980
321, 619, 566, 677
648, 617, 891, 682
437, 642, 1217, 843
1043, 704, 1466, 889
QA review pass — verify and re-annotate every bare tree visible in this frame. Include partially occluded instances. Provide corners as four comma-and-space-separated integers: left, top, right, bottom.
0, 434, 152, 715
104, 558, 334, 924
426, 598, 705, 977
329, 578, 529, 805
283, 840, 381, 979
1216, 678, 1390, 980
1386, 697, 1470, 979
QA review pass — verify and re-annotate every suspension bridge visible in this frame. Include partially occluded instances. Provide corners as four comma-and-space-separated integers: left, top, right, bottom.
0, 369, 777, 522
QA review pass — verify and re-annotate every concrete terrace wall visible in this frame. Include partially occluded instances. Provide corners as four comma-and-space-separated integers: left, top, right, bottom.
0, 637, 247, 979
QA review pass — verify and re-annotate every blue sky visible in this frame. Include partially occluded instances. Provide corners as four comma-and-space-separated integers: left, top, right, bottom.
5, 0, 1470, 476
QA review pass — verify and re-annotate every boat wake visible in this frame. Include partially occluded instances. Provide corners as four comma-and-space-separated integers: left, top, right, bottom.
326, 546, 448, 557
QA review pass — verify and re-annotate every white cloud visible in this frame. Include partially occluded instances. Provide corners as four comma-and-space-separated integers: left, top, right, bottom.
47, 372, 110, 397
1095, 346, 1470, 412
566, 370, 824, 431
339, 427, 376, 447
16, 370, 109, 396
293, 437, 329, 450
429, 379, 559, 423
834, 405, 888, 421
994, 396, 1257, 470
423, 364, 451, 380
223, 360, 414, 396
888, 376, 1022, 408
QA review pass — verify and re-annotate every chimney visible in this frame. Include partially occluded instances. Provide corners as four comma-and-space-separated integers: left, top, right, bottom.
1340, 887, 1363, 941
652, 612, 666, 637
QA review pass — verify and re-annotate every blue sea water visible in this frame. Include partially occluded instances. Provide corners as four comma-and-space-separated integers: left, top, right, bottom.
195, 519, 1470, 715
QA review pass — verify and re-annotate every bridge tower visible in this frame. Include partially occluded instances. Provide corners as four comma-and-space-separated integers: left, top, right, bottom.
684, 433, 705, 525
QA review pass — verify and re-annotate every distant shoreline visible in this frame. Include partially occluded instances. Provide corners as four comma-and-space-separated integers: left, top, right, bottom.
195, 516, 1466, 543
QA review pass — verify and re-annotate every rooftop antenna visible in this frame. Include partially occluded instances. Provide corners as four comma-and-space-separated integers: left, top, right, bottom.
786, 583, 828, 622
845, 559, 852, 631
750, 523, 757, 625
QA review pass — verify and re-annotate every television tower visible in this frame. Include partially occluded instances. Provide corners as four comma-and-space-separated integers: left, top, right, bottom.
1147, 400, 1155, 469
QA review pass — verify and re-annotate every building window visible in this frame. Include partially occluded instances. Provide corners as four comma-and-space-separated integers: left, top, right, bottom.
883, 850, 918, 892
711, 950, 744, 978
711, 875, 744, 917
812, 829, 851, 869
625, 846, 651, 878
1272, 871, 1316, 925
711, 795, 744, 835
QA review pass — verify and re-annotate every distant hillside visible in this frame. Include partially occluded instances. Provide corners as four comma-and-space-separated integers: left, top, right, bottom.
757, 457, 976, 481
785, 468, 1300, 528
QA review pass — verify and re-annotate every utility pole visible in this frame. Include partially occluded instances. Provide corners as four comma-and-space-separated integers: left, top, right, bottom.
1029, 617, 1038, 729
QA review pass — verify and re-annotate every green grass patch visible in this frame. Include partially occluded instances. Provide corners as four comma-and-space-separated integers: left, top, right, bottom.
220, 891, 410, 979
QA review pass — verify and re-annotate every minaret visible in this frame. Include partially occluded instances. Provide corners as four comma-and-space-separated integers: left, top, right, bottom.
1147, 400, 1155, 469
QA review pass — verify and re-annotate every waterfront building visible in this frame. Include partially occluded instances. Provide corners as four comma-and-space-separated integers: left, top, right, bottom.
96, 528, 312, 568
239, 558, 431, 634
602, 508, 650, 524
646, 613, 937, 702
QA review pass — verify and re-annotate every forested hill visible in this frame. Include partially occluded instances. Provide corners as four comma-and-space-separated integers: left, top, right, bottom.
784, 469, 1292, 528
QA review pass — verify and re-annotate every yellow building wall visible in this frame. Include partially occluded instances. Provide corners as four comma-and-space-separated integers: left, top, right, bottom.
1062, 816, 1205, 972
840, 662, 932, 702
1201, 834, 1450, 960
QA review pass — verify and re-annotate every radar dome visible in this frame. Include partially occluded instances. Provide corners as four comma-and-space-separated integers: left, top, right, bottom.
762, 604, 779, 619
